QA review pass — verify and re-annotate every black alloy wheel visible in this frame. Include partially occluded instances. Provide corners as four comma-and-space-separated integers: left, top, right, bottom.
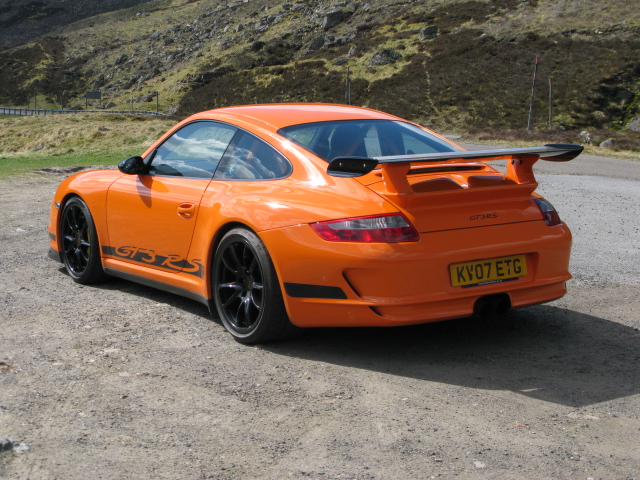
60, 197, 108, 284
213, 228, 298, 344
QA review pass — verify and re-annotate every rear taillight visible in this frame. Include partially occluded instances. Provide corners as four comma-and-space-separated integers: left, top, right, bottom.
311, 213, 419, 243
533, 197, 561, 226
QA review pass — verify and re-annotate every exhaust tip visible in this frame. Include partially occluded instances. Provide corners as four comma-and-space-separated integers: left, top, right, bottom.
495, 298, 511, 316
474, 294, 511, 319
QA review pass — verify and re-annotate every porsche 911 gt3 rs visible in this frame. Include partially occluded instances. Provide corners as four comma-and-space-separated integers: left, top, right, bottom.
48, 104, 583, 343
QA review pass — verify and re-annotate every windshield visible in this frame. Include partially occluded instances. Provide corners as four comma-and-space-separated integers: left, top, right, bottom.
278, 120, 459, 161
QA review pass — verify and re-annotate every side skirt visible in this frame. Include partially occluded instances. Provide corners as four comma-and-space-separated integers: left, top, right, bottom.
48, 248, 62, 263
104, 267, 213, 313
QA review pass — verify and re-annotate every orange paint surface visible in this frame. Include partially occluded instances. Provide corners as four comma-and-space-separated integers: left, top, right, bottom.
48, 104, 577, 329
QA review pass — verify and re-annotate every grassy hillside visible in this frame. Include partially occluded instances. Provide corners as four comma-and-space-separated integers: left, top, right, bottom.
0, 113, 175, 177
0, 112, 637, 181
0, 0, 638, 131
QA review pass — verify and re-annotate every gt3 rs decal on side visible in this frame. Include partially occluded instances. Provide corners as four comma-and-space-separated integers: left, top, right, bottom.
102, 245, 204, 278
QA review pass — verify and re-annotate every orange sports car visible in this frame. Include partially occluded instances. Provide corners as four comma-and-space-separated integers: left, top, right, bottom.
48, 104, 582, 343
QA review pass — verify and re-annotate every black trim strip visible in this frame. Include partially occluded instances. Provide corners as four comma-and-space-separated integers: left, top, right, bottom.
48, 232, 57, 241
284, 282, 348, 299
103, 268, 210, 308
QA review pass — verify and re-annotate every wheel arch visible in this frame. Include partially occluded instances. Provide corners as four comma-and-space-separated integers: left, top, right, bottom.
209, 223, 298, 343
52, 170, 121, 256
51, 192, 81, 251
57, 194, 110, 284
57, 192, 110, 254
205, 221, 258, 295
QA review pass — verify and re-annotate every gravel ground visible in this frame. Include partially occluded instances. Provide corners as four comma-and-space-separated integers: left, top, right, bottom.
1, 151, 639, 480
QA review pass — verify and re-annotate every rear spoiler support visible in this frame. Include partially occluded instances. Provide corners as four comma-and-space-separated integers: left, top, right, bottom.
327, 143, 583, 194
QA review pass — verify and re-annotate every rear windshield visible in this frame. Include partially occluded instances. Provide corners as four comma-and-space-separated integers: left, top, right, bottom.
278, 120, 459, 161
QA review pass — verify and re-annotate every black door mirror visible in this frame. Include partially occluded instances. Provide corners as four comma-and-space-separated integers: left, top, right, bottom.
118, 156, 147, 175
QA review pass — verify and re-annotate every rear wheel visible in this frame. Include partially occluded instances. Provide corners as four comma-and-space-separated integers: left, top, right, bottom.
212, 228, 298, 344
60, 197, 108, 284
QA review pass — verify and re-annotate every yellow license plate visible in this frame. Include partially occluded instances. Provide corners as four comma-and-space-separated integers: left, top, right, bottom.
450, 254, 528, 288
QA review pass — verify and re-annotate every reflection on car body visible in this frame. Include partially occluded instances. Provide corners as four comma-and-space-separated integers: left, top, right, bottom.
48, 104, 583, 344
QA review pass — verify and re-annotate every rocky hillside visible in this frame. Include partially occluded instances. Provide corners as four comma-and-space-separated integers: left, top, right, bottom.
0, 0, 152, 50
0, 0, 638, 131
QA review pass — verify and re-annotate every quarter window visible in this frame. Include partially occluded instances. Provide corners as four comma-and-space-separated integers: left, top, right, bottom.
214, 131, 292, 180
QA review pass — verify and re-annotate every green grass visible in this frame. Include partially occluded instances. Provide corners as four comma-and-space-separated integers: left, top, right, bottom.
0, 148, 133, 178
0, 113, 177, 177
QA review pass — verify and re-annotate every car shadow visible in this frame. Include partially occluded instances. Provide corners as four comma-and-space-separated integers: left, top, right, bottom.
84, 273, 639, 409
263, 305, 640, 409
74, 272, 215, 317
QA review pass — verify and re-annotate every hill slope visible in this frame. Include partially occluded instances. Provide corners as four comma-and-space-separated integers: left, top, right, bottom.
0, 0, 638, 130
0, 0, 152, 49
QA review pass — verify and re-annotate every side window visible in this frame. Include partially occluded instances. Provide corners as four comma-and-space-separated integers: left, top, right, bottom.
214, 131, 292, 180
148, 122, 237, 179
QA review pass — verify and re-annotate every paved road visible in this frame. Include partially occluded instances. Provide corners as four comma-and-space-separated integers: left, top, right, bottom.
460, 141, 640, 181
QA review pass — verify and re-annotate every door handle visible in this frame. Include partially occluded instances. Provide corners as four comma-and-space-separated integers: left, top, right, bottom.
177, 203, 195, 219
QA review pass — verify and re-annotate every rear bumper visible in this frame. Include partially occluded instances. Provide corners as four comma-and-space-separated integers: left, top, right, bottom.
260, 220, 572, 327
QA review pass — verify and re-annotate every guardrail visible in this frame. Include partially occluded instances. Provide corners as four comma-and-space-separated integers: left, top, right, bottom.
0, 107, 168, 117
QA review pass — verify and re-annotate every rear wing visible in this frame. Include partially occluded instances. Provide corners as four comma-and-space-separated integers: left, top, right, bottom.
327, 143, 583, 194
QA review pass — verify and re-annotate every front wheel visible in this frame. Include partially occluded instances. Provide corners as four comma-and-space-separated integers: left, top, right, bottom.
60, 197, 108, 284
212, 228, 298, 344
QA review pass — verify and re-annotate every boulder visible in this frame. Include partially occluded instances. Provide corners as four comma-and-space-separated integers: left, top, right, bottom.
322, 10, 352, 31
599, 138, 615, 149
0, 438, 13, 452
366, 49, 402, 66
577, 130, 592, 144
419, 26, 439, 40
626, 116, 640, 132
325, 36, 347, 48
307, 36, 325, 52
92, 74, 106, 88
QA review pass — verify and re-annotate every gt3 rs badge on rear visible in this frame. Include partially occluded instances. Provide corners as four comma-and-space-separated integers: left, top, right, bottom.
470, 213, 498, 220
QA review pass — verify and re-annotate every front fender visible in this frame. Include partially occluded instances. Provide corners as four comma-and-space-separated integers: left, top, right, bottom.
48, 170, 124, 256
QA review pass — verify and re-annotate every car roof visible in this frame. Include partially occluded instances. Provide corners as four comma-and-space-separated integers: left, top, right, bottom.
190, 103, 401, 131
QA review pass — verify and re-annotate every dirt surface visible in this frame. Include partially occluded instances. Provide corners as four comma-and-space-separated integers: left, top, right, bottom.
1, 152, 639, 479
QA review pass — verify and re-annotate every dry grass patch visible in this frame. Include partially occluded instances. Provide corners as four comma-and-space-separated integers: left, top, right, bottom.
0, 113, 176, 157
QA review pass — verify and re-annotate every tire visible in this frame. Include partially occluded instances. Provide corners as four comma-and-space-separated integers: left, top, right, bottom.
60, 197, 108, 284
212, 228, 299, 344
